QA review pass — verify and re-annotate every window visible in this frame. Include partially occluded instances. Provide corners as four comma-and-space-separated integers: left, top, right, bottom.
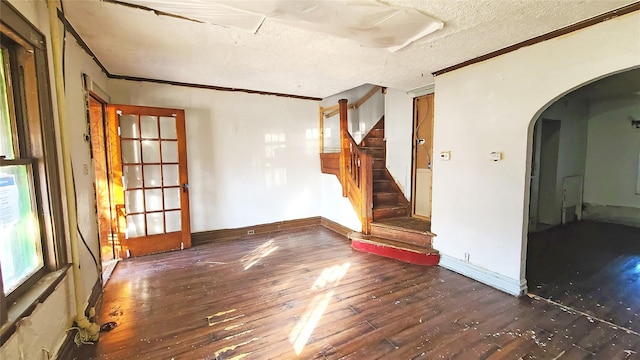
0, 1, 66, 330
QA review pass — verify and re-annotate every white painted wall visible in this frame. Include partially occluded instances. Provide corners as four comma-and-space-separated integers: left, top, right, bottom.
2, 1, 106, 358
583, 97, 640, 225
384, 88, 414, 198
535, 97, 589, 225
0, 276, 75, 360
432, 11, 640, 294
320, 174, 362, 232
108, 80, 322, 231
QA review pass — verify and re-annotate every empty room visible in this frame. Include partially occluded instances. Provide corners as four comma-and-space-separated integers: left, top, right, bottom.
1, 0, 639, 359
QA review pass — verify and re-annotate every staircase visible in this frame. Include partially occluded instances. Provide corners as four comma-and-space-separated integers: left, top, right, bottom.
348, 119, 439, 265
319, 96, 438, 266
360, 120, 410, 221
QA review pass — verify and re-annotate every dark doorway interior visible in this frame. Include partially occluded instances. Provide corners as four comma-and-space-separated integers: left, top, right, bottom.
527, 221, 640, 333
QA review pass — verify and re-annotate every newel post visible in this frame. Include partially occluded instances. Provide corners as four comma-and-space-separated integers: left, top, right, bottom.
339, 99, 349, 197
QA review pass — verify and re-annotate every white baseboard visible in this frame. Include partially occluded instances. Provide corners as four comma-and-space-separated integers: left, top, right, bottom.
439, 255, 526, 296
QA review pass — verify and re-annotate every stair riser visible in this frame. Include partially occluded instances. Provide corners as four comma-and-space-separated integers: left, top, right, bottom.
370, 226, 433, 247
351, 240, 440, 266
367, 129, 384, 139
372, 159, 385, 170
366, 148, 384, 158
373, 170, 386, 181
373, 193, 398, 205
373, 207, 409, 221
362, 138, 385, 148
373, 181, 393, 192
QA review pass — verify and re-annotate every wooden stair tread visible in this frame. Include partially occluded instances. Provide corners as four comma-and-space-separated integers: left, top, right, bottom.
349, 233, 438, 255
373, 203, 408, 209
372, 216, 435, 236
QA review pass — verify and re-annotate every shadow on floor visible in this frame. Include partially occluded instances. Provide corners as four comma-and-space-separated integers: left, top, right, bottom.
527, 220, 640, 333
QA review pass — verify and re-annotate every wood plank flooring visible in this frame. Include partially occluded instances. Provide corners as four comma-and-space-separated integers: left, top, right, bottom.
68, 226, 639, 359
527, 221, 640, 335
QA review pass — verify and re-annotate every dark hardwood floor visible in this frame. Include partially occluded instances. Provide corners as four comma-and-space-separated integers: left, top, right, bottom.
69, 225, 639, 359
527, 221, 640, 336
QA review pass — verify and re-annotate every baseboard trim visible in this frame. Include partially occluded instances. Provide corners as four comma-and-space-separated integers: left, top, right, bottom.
582, 203, 640, 228
192, 216, 360, 246
439, 255, 527, 296
86, 277, 103, 316
56, 277, 103, 360
192, 217, 322, 246
320, 217, 353, 238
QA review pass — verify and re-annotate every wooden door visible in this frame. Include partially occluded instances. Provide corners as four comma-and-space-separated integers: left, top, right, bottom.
412, 94, 434, 220
107, 105, 191, 257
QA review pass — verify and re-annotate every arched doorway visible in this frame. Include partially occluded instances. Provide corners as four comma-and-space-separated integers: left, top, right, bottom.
525, 67, 640, 334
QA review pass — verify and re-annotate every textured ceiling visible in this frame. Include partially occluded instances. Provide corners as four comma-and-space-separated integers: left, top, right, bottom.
62, 0, 637, 98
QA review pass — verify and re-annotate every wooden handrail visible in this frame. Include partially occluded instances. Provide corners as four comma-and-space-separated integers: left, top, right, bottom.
338, 99, 373, 233
339, 99, 349, 197
319, 86, 383, 154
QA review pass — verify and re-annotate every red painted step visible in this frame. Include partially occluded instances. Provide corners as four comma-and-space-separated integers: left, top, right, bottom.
349, 234, 440, 266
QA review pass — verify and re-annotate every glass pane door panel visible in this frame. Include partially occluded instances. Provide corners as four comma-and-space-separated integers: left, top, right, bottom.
146, 213, 164, 235
121, 140, 140, 163
143, 165, 161, 187
159, 116, 177, 139
123, 165, 142, 189
164, 187, 180, 210
161, 141, 178, 163
120, 115, 138, 138
0, 165, 43, 294
144, 189, 163, 212
125, 189, 144, 213
141, 140, 160, 163
165, 210, 181, 233
162, 165, 179, 186
116, 107, 187, 245
126, 214, 145, 238
140, 116, 158, 138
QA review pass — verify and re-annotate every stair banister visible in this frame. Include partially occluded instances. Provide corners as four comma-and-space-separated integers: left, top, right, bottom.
339, 99, 349, 197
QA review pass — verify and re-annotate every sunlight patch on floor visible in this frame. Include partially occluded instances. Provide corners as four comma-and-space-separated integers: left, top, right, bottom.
240, 239, 278, 270
289, 262, 351, 355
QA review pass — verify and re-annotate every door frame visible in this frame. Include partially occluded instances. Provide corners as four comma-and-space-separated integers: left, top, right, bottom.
87, 92, 122, 274
410, 92, 435, 221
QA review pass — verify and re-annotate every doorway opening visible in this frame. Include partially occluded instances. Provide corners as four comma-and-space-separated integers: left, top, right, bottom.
526, 67, 640, 333
411, 93, 434, 221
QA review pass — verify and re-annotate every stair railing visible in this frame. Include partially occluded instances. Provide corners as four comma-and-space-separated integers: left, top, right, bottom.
319, 88, 383, 234
339, 99, 373, 234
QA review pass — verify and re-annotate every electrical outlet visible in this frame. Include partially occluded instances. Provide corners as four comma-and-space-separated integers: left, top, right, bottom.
247, 230, 255, 235
464, 253, 470, 262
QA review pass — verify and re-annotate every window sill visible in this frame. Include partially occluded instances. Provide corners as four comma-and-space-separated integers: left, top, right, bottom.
0, 264, 71, 346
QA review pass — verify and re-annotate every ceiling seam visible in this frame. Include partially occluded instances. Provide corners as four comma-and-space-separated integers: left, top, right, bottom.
57, 8, 109, 76
433, 2, 640, 77
56, 8, 322, 101
102, 0, 203, 24
106, 74, 323, 101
